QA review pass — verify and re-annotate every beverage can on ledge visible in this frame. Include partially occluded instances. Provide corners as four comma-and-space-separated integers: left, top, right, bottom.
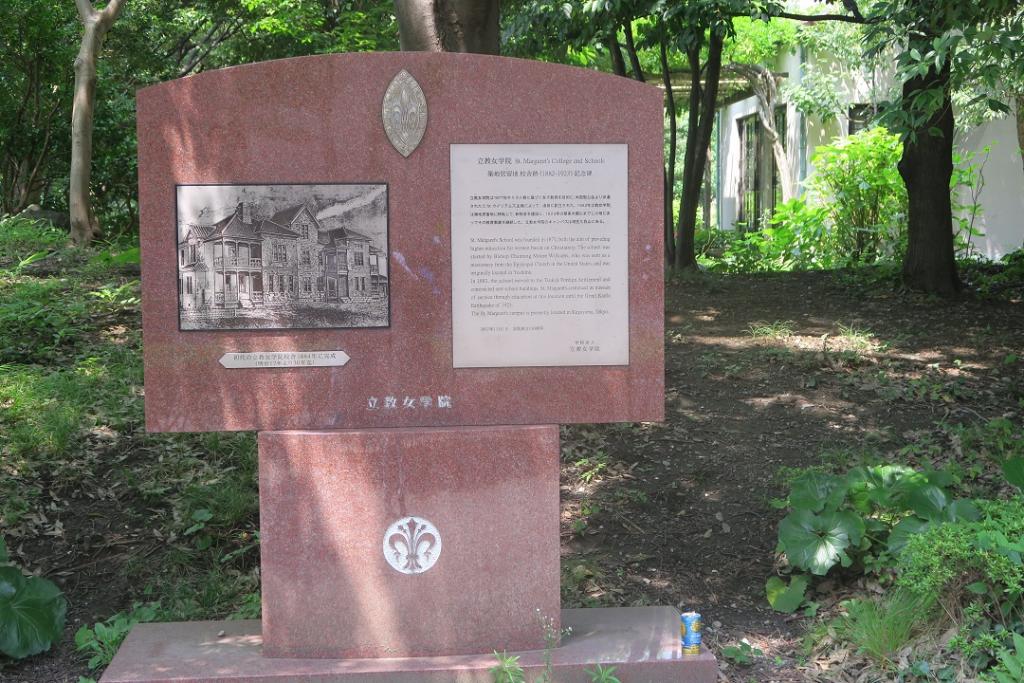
680, 611, 702, 655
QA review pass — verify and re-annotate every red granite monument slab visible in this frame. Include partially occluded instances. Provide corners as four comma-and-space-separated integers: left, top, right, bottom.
100, 608, 718, 683
137, 52, 664, 433
258, 425, 560, 659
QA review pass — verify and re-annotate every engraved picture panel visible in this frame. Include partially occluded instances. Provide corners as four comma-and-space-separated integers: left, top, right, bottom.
175, 183, 389, 330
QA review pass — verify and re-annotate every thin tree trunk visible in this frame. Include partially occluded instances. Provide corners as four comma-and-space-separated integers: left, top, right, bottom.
676, 30, 723, 269
702, 145, 713, 232
608, 31, 627, 77
71, 0, 126, 246
659, 35, 677, 267
394, 0, 499, 54
898, 62, 960, 295
623, 22, 645, 82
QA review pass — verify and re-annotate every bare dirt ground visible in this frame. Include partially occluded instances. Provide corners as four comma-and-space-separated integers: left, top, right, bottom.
5, 269, 1023, 682
559, 270, 1023, 682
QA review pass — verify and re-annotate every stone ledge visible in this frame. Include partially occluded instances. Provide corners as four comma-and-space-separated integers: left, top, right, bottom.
100, 607, 717, 683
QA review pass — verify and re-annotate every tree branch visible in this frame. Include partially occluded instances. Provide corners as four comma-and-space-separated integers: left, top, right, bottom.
771, 11, 875, 24
75, 0, 97, 22
99, 0, 128, 24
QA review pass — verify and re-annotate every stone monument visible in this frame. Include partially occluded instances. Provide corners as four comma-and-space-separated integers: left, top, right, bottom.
101, 52, 716, 682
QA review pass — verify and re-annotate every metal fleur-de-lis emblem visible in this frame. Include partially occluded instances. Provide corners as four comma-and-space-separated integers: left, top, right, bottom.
382, 69, 428, 157
383, 516, 441, 574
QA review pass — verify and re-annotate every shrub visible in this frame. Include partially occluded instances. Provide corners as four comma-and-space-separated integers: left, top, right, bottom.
0, 216, 65, 268
806, 127, 907, 264
774, 465, 977, 578
898, 499, 1024, 626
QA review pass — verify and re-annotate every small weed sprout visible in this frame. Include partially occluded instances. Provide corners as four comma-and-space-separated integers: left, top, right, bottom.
721, 638, 764, 665
489, 651, 525, 683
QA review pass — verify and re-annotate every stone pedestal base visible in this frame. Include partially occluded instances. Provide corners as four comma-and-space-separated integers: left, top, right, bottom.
258, 426, 560, 658
100, 607, 717, 683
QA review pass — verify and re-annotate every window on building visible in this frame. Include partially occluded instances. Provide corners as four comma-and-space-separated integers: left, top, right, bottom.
288, 275, 294, 293
215, 272, 224, 293
180, 249, 185, 266
737, 114, 760, 230
301, 248, 310, 266
303, 277, 312, 293
317, 277, 324, 292
186, 276, 193, 294
189, 244, 196, 263
274, 244, 287, 263
300, 221, 309, 239
354, 250, 364, 266
772, 105, 787, 212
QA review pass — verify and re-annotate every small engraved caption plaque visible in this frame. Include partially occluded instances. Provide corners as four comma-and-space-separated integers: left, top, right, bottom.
219, 351, 351, 369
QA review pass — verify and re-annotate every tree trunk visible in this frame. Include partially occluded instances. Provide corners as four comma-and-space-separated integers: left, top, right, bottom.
659, 36, 677, 267
622, 22, 645, 82
394, 0, 499, 54
898, 63, 960, 295
608, 30, 627, 77
702, 146, 713, 233
71, 0, 126, 246
675, 31, 723, 269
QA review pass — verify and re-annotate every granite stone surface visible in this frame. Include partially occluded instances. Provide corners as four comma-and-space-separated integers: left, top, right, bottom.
100, 607, 717, 683
258, 426, 560, 658
138, 52, 664, 432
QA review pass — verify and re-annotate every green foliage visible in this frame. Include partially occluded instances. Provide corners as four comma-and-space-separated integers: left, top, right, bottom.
991, 633, 1024, 683
898, 499, 1024, 622
806, 127, 908, 264
837, 590, 933, 667
721, 639, 763, 665
0, 278, 90, 364
747, 320, 794, 339
74, 603, 158, 670
707, 128, 910, 274
0, 536, 67, 660
775, 465, 977, 578
0, 218, 65, 268
490, 651, 526, 683
766, 574, 809, 613
585, 664, 621, 683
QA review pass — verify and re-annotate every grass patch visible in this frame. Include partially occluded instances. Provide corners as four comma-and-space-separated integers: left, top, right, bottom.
747, 320, 795, 339
837, 591, 934, 668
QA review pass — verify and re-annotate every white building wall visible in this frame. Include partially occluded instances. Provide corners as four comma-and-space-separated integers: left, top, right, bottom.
957, 111, 1024, 259
716, 48, 1023, 258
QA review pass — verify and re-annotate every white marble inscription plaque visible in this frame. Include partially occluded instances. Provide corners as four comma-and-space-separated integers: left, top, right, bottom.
219, 350, 351, 369
450, 144, 629, 368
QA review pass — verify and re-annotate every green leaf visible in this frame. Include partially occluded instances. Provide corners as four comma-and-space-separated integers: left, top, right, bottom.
1001, 457, 1024, 490
0, 566, 67, 659
966, 581, 989, 595
887, 517, 929, 555
778, 510, 865, 576
766, 575, 808, 613
947, 499, 980, 522
0, 537, 7, 564
905, 485, 948, 521
789, 472, 847, 513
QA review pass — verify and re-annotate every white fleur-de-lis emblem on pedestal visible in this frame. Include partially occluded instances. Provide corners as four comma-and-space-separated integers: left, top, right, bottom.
383, 516, 441, 574
381, 69, 428, 157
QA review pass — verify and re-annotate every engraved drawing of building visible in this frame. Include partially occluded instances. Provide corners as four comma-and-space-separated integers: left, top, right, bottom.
177, 193, 388, 315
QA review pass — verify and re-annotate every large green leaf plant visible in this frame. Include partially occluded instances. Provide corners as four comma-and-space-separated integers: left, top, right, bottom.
0, 536, 67, 660
767, 465, 979, 612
